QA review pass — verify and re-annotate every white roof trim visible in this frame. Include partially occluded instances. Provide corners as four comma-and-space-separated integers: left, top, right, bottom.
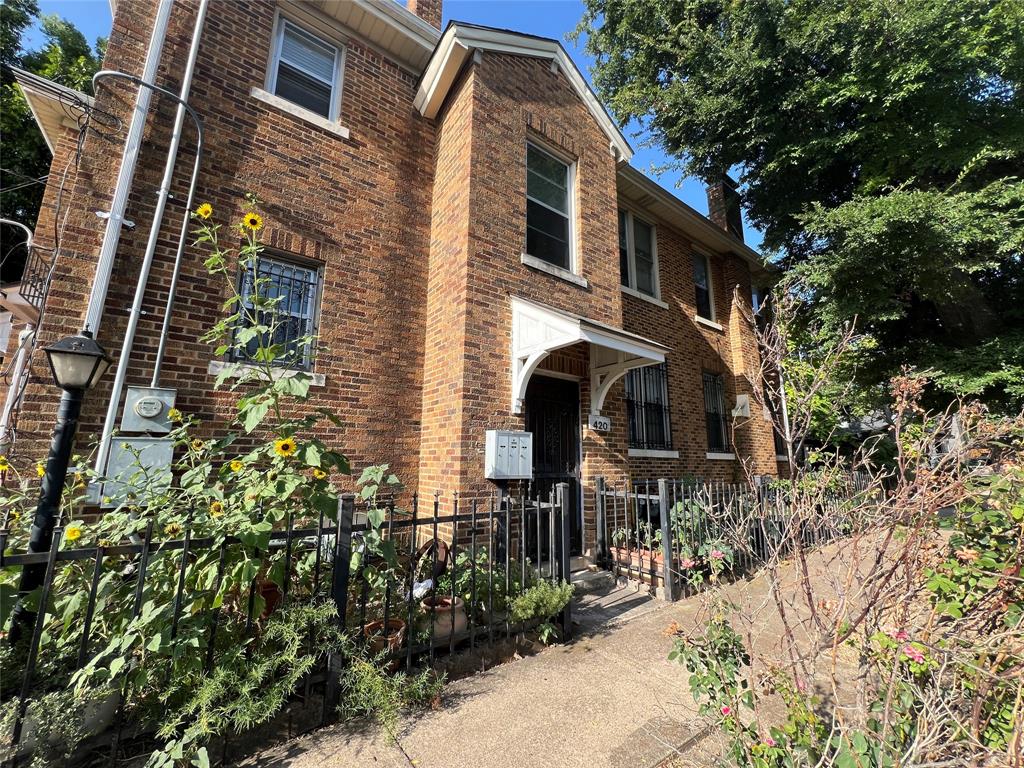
510, 296, 666, 415
11, 68, 93, 154
416, 23, 633, 161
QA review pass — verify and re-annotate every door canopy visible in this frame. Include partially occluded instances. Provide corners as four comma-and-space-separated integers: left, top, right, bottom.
510, 297, 669, 416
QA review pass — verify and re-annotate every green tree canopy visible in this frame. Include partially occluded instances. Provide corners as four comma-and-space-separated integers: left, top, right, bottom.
577, 0, 1024, 411
1, 5, 104, 281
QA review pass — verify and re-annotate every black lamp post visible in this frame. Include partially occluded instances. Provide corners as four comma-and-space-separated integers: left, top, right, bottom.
8, 329, 111, 643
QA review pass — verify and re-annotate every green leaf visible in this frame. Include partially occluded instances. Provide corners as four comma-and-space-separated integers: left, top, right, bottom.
241, 399, 271, 433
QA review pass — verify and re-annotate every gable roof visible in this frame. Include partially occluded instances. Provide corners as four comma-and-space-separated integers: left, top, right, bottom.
414, 22, 632, 161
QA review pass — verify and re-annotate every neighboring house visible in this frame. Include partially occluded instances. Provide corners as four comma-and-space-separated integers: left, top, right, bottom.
4, 0, 782, 560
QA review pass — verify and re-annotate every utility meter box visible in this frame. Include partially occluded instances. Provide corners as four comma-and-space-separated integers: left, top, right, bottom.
102, 436, 174, 508
121, 386, 177, 434
484, 430, 533, 480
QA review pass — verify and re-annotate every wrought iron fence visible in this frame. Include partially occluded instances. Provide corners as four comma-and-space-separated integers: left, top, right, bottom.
594, 474, 873, 600
0, 484, 574, 766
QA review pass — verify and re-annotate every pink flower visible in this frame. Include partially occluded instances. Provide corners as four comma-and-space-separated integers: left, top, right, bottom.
903, 644, 925, 664
763, 736, 777, 747
894, 630, 909, 641
795, 678, 806, 693
680, 557, 696, 569
720, 705, 732, 716
710, 549, 725, 560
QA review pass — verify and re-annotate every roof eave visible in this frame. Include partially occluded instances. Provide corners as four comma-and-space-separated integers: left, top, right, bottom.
11, 68, 93, 154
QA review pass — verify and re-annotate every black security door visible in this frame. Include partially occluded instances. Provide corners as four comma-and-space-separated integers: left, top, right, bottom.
525, 375, 582, 555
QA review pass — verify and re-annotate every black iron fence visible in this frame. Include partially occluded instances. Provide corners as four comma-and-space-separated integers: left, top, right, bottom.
594, 475, 872, 600
0, 484, 574, 766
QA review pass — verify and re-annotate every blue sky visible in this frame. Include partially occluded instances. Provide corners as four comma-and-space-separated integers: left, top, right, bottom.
25, 0, 762, 249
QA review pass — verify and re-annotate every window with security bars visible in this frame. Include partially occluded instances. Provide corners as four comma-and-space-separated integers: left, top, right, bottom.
270, 19, 342, 120
625, 363, 673, 450
232, 255, 321, 370
703, 372, 731, 453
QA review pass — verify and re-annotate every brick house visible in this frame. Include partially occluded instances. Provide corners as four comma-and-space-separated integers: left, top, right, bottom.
3, 0, 782, 560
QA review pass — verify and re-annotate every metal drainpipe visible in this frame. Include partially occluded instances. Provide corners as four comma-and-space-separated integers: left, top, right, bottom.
0, 325, 35, 456
82, 0, 174, 334
91, 0, 211, 486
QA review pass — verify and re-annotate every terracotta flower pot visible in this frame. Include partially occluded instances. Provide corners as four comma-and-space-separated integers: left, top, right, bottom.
419, 595, 468, 642
363, 617, 407, 657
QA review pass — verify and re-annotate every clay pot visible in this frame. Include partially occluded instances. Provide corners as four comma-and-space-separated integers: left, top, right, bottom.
419, 595, 468, 642
363, 617, 407, 657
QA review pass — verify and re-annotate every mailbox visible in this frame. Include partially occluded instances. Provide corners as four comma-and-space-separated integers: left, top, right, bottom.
484, 430, 533, 480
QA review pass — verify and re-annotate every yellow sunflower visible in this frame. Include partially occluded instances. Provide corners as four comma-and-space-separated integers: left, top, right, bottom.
0, 456, 9, 471
191, 438, 205, 452
195, 202, 213, 220
312, 468, 328, 480
8, 510, 21, 525
99, 539, 112, 548
164, 522, 183, 537
274, 437, 297, 457
36, 463, 45, 478
65, 523, 84, 542
229, 459, 244, 472
209, 500, 224, 517
167, 407, 183, 422
241, 211, 264, 231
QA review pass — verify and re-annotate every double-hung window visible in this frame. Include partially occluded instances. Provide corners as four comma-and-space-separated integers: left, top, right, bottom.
618, 209, 657, 297
232, 254, 322, 371
693, 253, 714, 320
525, 143, 573, 271
702, 372, 731, 453
270, 18, 342, 120
625, 363, 673, 450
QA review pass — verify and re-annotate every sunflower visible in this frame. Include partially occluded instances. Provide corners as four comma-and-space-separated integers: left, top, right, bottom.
7, 510, 21, 525
164, 522, 183, 537
98, 539, 112, 548
195, 202, 213, 220
312, 468, 328, 480
209, 500, 224, 517
191, 438, 205, 452
36, 463, 45, 478
0, 456, 9, 471
274, 437, 297, 457
65, 523, 84, 542
241, 211, 264, 231
167, 407, 183, 422
229, 459, 244, 472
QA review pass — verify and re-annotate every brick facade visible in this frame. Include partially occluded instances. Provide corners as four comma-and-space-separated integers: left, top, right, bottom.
7, 1, 781, 556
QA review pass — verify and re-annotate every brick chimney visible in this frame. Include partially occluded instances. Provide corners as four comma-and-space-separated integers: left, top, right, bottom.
706, 175, 744, 242
408, 0, 443, 30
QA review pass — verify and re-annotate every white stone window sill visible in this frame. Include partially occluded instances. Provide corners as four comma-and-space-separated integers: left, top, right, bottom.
250, 87, 350, 140
207, 360, 326, 387
694, 315, 724, 332
706, 451, 736, 461
521, 253, 589, 288
620, 285, 669, 309
628, 448, 679, 459
776, 455, 790, 462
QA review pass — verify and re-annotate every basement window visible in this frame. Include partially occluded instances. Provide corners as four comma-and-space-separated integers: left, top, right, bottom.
525, 142, 575, 272
269, 18, 343, 121
232, 254, 322, 371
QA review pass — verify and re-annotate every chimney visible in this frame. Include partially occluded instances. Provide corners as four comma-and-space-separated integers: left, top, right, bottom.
706, 175, 743, 242
407, 0, 443, 30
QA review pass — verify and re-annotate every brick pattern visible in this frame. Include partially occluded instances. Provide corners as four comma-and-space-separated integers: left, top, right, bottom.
10, 2, 780, 546
407, 0, 443, 30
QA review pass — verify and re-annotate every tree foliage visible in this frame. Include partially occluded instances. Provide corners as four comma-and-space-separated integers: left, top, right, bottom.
577, 0, 1024, 411
1, 3, 104, 280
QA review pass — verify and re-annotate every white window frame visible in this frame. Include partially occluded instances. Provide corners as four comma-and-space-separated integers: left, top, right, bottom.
266, 12, 345, 122
524, 140, 579, 276
693, 251, 716, 322
618, 208, 661, 300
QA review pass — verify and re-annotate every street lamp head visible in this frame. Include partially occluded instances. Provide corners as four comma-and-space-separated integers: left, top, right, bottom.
43, 329, 112, 390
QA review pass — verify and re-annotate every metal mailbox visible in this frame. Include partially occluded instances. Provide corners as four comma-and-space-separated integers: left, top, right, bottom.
484, 429, 533, 480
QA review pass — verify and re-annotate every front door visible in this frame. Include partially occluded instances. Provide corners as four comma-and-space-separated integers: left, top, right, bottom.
525, 375, 582, 555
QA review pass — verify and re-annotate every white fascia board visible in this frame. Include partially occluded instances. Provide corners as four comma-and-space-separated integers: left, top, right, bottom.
358, 0, 440, 51
416, 23, 633, 161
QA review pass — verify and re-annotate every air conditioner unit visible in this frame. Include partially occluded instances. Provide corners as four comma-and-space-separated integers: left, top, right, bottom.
731, 394, 751, 418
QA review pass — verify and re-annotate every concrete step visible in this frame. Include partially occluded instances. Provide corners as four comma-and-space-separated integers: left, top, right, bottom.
570, 568, 617, 595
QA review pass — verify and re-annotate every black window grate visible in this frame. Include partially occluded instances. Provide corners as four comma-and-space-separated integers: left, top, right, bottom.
703, 371, 730, 453
625, 363, 673, 450
231, 255, 320, 371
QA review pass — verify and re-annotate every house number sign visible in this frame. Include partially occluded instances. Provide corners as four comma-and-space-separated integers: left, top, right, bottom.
588, 414, 611, 432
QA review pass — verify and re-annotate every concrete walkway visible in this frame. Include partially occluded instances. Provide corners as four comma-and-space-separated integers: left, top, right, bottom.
240, 547, 855, 768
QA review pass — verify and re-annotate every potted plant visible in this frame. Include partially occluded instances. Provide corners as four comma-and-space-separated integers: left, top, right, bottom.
419, 594, 469, 642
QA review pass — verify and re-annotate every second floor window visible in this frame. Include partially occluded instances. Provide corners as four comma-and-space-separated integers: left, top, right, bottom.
618, 209, 657, 297
702, 372, 731, 453
693, 253, 714, 320
233, 254, 321, 371
270, 19, 342, 120
625, 363, 673, 450
526, 142, 573, 271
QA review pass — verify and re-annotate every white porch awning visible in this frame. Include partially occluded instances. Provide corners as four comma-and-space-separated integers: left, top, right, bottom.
510, 296, 669, 415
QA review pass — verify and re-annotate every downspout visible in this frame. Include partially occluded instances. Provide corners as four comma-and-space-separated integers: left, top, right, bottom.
0, 326, 36, 456
91, 0, 211, 484
82, 0, 175, 333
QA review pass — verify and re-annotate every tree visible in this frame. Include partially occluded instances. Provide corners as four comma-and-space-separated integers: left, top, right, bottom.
1, 7, 104, 281
577, 0, 1024, 412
